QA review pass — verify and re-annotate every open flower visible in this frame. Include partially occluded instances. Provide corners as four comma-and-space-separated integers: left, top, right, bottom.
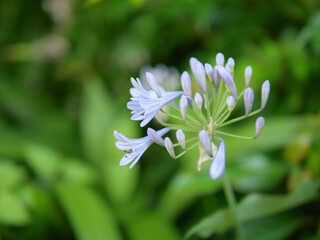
115, 52, 270, 180
114, 127, 171, 169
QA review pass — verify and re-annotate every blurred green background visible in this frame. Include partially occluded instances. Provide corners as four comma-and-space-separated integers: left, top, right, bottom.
0, 0, 319, 239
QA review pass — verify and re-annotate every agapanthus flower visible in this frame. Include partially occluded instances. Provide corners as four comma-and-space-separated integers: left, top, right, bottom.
114, 52, 270, 180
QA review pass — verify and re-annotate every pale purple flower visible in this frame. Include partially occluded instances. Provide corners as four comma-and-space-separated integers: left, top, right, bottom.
216, 65, 238, 101
114, 127, 171, 168
199, 130, 212, 158
205, 63, 214, 82
245, 66, 252, 86
226, 96, 235, 111
190, 57, 207, 93
181, 71, 192, 98
261, 80, 270, 109
164, 137, 175, 158
244, 87, 254, 116
128, 83, 183, 127
194, 92, 203, 109
226, 58, 235, 74
209, 140, 225, 180
146, 72, 161, 96
180, 95, 188, 121
255, 117, 265, 138
147, 127, 165, 146
176, 129, 186, 149
216, 52, 225, 66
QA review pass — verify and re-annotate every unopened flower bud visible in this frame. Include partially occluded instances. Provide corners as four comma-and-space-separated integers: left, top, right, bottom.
261, 80, 270, 109
226, 96, 235, 111
181, 71, 192, 98
217, 66, 238, 101
146, 72, 160, 96
212, 66, 221, 91
180, 95, 188, 121
209, 140, 225, 180
216, 52, 225, 66
226, 58, 235, 74
205, 63, 214, 82
199, 130, 212, 158
245, 66, 252, 86
255, 117, 265, 138
190, 58, 207, 93
176, 129, 186, 149
164, 137, 175, 158
244, 87, 254, 116
147, 128, 164, 146
194, 92, 203, 109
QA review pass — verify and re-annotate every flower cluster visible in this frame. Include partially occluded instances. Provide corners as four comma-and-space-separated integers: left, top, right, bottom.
114, 53, 270, 180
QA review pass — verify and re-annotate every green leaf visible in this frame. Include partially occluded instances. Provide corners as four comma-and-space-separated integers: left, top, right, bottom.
245, 213, 302, 240
161, 153, 288, 217
56, 184, 121, 240
225, 116, 305, 155
0, 159, 27, 190
126, 213, 180, 240
80, 77, 139, 205
228, 152, 288, 192
0, 190, 31, 226
61, 158, 96, 185
186, 180, 319, 238
23, 144, 60, 182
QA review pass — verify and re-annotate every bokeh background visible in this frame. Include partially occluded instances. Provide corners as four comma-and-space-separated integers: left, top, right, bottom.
0, 0, 319, 239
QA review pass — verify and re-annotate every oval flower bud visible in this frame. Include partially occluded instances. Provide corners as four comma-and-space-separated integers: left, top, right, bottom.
180, 95, 188, 121
205, 63, 214, 82
216, 52, 225, 66
164, 137, 175, 158
217, 66, 238, 101
245, 66, 252, 86
181, 71, 192, 98
226, 57, 235, 74
194, 92, 203, 109
261, 80, 270, 109
190, 58, 207, 93
176, 129, 186, 149
209, 140, 225, 180
255, 117, 265, 138
199, 130, 212, 158
212, 66, 221, 91
147, 128, 164, 146
226, 96, 235, 112
244, 87, 254, 116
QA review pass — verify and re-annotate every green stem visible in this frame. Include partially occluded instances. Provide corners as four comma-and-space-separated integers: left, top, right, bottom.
217, 109, 262, 128
161, 122, 198, 132
214, 130, 254, 140
161, 109, 200, 128
222, 173, 245, 240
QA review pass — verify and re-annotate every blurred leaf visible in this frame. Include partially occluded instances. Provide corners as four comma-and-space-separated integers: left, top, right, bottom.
127, 213, 180, 240
56, 184, 121, 240
103, 113, 139, 206
81, 76, 115, 164
161, 153, 288, 217
229, 152, 288, 192
0, 190, 31, 226
186, 180, 319, 238
0, 159, 27, 189
60, 158, 96, 185
24, 144, 60, 182
225, 116, 305, 154
245, 213, 302, 240
81, 77, 138, 205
